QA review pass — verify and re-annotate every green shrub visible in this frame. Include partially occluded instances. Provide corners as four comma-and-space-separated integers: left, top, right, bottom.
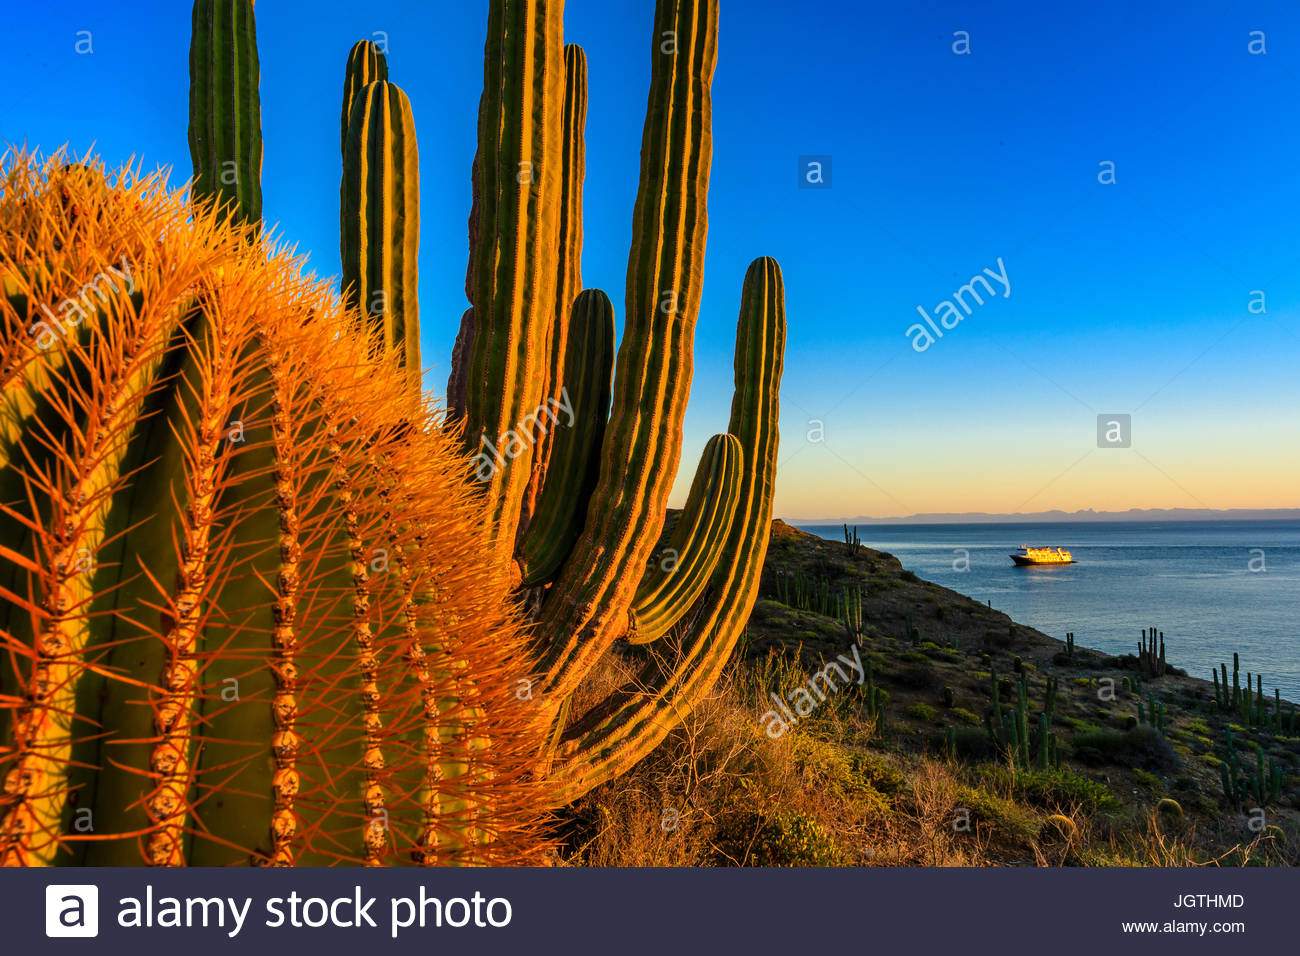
907, 702, 939, 722
1132, 768, 1162, 789
713, 808, 844, 866
976, 765, 1118, 812
788, 735, 892, 815
1062, 716, 1104, 734
954, 784, 1039, 840
848, 752, 910, 795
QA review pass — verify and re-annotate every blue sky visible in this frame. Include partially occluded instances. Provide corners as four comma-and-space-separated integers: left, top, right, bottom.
6, 1, 1299, 518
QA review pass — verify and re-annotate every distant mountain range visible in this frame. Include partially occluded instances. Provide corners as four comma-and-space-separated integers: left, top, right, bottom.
790, 508, 1300, 526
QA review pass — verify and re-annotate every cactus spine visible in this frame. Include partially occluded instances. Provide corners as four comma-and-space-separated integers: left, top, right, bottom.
188, 0, 262, 225
340, 80, 421, 389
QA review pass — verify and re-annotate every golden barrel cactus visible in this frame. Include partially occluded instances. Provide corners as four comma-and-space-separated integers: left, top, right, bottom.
0, 152, 549, 866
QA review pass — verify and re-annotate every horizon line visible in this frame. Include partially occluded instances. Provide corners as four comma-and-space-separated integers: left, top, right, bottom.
783, 507, 1300, 525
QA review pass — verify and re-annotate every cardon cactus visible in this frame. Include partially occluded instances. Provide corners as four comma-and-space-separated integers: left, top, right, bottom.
0, 153, 548, 866
448, 0, 787, 803
341, 40, 389, 155
188, 0, 262, 226
340, 77, 421, 387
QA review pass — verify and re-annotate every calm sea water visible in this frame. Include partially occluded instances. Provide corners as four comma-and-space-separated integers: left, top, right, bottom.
799, 520, 1300, 701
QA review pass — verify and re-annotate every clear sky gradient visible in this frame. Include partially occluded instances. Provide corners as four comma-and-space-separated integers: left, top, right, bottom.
6, 1, 1298, 519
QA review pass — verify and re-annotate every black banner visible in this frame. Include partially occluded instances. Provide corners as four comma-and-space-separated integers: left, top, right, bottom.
8, 867, 1295, 953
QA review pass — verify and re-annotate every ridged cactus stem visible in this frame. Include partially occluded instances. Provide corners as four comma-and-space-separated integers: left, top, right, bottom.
266, 341, 305, 866
145, 300, 246, 867
519, 44, 588, 538
333, 434, 390, 866
461, 0, 566, 566
549, 256, 785, 802
516, 289, 614, 587
627, 432, 742, 644
340, 80, 421, 390
188, 0, 262, 225
0, 293, 175, 865
537, 0, 719, 702
341, 41, 389, 156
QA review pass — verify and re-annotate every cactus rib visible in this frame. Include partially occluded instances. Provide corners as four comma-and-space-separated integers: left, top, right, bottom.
461, 0, 566, 566
340, 80, 421, 389
341, 40, 389, 156
519, 43, 589, 537
516, 289, 614, 587
188, 0, 262, 225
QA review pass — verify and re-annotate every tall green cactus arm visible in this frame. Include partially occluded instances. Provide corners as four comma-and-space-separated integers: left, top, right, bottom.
519, 43, 589, 534
516, 289, 614, 587
341, 40, 389, 156
537, 0, 719, 700
340, 80, 421, 389
549, 257, 786, 804
627, 432, 741, 645
461, 0, 565, 567
188, 0, 262, 225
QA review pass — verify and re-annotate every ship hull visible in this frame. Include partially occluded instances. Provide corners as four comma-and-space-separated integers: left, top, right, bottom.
1010, 555, 1074, 566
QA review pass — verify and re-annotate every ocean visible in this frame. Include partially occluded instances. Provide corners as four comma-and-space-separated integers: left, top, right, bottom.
798, 520, 1300, 701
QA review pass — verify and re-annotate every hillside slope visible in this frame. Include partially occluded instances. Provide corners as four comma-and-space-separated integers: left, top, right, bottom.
556, 521, 1300, 866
